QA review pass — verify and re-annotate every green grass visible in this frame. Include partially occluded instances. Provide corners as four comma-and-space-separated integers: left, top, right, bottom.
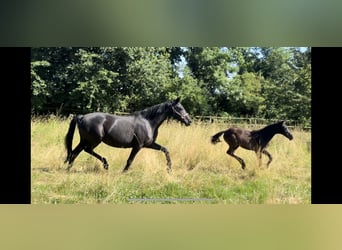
31, 116, 311, 204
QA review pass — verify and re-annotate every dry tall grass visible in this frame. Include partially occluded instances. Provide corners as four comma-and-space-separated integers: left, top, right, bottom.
31, 117, 311, 204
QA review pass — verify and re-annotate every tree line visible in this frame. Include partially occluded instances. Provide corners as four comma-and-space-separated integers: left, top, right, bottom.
31, 47, 311, 125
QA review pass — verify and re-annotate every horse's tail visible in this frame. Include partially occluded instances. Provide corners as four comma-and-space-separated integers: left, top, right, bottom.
64, 115, 78, 162
211, 130, 226, 144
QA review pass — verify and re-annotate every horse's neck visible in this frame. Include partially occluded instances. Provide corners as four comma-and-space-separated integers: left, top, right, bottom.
147, 112, 168, 130
258, 125, 278, 143
139, 103, 170, 130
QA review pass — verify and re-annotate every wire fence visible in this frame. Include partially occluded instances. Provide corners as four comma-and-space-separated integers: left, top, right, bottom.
31, 108, 311, 131
191, 115, 311, 131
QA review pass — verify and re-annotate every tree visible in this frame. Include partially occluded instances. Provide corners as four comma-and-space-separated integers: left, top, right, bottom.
31, 47, 311, 125
257, 47, 311, 124
185, 47, 232, 114
67, 48, 120, 112
31, 60, 50, 112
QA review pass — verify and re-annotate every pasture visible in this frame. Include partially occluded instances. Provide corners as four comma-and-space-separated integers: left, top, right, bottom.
31, 116, 311, 204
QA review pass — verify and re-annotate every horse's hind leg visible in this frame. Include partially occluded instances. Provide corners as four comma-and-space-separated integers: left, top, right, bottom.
84, 146, 109, 170
227, 146, 246, 170
262, 149, 272, 167
66, 142, 85, 170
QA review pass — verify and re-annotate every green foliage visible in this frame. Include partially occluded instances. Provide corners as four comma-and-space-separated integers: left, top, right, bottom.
31, 47, 311, 125
31, 60, 51, 112
66, 49, 120, 112
123, 47, 174, 110
185, 47, 232, 113
259, 48, 311, 124
166, 66, 209, 115
225, 72, 266, 116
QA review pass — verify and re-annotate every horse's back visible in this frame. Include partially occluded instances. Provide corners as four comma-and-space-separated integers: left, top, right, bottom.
225, 127, 251, 137
80, 112, 110, 121
104, 115, 154, 147
76, 112, 112, 139
75, 112, 154, 147
224, 127, 254, 148
76, 112, 107, 128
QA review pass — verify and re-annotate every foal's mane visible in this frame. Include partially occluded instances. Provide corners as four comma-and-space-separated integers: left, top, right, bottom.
250, 129, 261, 142
250, 122, 282, 142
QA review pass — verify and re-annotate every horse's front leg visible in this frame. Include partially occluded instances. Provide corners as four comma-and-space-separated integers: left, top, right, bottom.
255, 148, 263, 168
122, 146, 141, 173
258, 152, 262, 168
146, 142, 172, 173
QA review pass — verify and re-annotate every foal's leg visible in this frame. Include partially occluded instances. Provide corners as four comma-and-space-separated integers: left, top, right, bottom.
256, 149, 262, 168
262, 149, 272, 167
84, 146, 109, 170
122, 146, 141, 173
227, 146, 246, 170
145, 142, 172, 173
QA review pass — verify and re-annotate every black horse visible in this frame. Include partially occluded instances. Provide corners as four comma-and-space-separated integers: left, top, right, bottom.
64, 97, 191, 173
211, 121, 293, 169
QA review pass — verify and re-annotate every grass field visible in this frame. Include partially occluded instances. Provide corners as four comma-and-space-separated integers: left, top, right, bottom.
31, 116, 311, 204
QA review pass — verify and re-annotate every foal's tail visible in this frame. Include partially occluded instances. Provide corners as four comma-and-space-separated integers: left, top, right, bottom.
64, 115, 78, 162
211, 130, 226, 144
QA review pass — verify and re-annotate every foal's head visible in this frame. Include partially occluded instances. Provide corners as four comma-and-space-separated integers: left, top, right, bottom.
277, 121, 294, 140
169, 97, 192, 126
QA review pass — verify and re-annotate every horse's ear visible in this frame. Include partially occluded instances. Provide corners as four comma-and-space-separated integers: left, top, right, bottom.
173, 97, 181, 105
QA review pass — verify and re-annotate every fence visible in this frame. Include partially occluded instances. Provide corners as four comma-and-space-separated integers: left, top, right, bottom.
113, 112, 310, 131
32, 109, 311, 131
192, 115, 310, 130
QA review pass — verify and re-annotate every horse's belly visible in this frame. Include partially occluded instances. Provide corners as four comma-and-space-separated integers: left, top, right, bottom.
102, 136, 134, 148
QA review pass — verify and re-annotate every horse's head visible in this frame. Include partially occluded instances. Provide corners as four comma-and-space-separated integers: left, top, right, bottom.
170, 97, 192, 126
279, 121, 293, 140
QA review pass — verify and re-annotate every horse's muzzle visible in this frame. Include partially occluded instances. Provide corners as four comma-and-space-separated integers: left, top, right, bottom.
184, 117, 192, 126
183, 120, 191, 126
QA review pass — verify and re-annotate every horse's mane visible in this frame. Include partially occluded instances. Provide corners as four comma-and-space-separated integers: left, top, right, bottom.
250, 130, 261, 143
250, 122, 282, 144
251, 122, 280, 134
133, 101, 171, 119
